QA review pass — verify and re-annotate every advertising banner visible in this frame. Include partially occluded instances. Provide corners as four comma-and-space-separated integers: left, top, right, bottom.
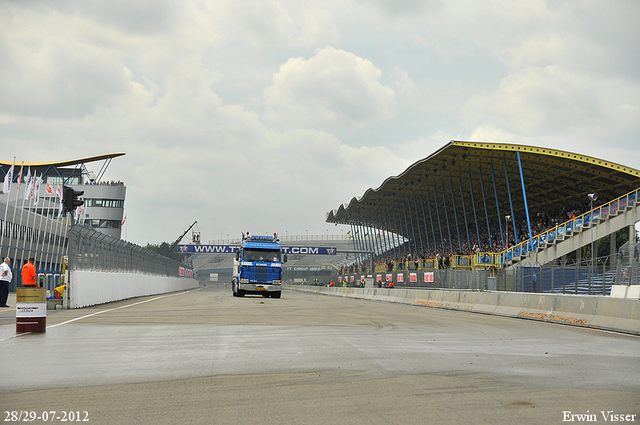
178, 244, 337, 255
409, 273, 417, 282
424, 272, 434, 283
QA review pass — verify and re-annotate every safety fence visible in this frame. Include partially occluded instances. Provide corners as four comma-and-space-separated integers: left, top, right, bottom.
616, 241, 640, 286
337, 254, 622, 295
68, 224, 190, 277
1, 198, 194, 296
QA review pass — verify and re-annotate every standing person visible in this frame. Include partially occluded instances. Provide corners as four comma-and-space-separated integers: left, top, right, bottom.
0, 257, 11, 307
21, 258, 38, 288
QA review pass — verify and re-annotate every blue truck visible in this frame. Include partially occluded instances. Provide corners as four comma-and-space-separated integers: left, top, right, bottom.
232, 233, 287, 298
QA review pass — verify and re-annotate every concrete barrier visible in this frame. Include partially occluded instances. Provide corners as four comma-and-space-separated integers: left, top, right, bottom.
473, 292, 499, 314
287, 285, 640, 335
68, 270, 200, 308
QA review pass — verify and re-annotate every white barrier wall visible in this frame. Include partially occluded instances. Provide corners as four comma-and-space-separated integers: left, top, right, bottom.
291, 286, 640, 335
68, 271, 200, 308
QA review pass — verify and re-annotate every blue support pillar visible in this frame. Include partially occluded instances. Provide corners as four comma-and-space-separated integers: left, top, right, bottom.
350, 224, 358, 263
403, 201, 415, 257
413, 197, 425, 257
468, 171, 482, 251
458, 177, 472, 252
449, 181, 462, 251
432, 188, 445, 252
392, 205, 407, 259
387, 206, 399, 260
424, 193, 438, 253
354, 223, 363, 264
517, 151, 534, 250
503, 157, 519, 245
440, 184, 453, 252
490, 162, 505, 248
373, 216, 384, 260
379, 213, 391, 259
478, 166, 493, 249
419, 195, 432, 255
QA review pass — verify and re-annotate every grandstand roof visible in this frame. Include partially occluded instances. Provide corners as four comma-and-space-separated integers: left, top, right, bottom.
0, 153, 125, 168
326, 141, 640, 245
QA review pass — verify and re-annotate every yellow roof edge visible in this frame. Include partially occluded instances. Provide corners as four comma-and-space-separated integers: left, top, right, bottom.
451, 141, 640, 177
0, 153, 126, 168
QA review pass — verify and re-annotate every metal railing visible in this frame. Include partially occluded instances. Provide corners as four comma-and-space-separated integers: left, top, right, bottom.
68, 224, 190, 277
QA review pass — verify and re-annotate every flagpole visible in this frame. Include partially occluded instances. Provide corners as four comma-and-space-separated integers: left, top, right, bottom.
17, 168, 33, 279
42, 191, 56, 286
10, 163, 24, 262
0, 157, 16, 252
26, 175, 42, 258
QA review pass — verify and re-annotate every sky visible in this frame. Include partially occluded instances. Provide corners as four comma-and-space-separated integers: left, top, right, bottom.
1, 0, 639, 246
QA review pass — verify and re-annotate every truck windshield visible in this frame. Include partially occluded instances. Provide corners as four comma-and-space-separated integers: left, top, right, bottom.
243, 248, 281, 262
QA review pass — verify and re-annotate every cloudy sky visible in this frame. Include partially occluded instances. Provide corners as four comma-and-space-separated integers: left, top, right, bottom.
2, 0, 639, 246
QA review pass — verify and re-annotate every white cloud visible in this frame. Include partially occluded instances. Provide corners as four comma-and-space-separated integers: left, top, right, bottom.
462, 65, 601, 136
222, 0, 340, 49
263, 46, 397, 132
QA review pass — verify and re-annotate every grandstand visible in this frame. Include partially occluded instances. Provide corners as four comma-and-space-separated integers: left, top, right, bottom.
326, 141, 640, 294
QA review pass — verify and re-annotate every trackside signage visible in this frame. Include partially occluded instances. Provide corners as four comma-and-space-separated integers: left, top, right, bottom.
178, 245, 337, 255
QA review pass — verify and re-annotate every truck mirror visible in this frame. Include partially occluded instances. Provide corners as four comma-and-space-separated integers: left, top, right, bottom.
283, 254, 287, 263
235, 252, 239, 261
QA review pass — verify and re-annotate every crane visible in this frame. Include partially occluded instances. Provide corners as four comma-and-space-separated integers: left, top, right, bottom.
165, 220, 199, 256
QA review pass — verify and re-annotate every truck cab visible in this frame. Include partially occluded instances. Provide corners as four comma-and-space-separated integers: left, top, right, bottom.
232, 233, 287, 298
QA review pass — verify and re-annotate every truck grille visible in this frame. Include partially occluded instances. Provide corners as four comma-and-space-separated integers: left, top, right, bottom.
254, 266, 269, 282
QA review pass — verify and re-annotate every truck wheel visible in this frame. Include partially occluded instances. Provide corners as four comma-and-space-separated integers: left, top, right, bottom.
237, 290, 245, 297
272, 292, 281, 299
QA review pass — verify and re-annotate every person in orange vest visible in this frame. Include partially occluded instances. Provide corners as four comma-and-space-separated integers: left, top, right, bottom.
329, 281, 335, 287
388, 281, 394, 289
21, 258, 38, 287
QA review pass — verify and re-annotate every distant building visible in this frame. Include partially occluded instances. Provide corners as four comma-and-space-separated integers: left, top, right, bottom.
1, 153, 126, 239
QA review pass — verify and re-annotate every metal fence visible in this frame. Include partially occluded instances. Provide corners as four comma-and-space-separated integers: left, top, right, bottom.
68, 224, 184, 276
336, 253, 626, 295
615, 241, 639, 286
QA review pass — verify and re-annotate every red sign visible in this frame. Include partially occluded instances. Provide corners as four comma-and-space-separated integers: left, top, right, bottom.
410, 273, 417, 282
424, 272, 434, 283
397, 273, 404, 283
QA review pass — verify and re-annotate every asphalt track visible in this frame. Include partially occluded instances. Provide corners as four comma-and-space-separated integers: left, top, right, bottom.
0, 284, 638, 425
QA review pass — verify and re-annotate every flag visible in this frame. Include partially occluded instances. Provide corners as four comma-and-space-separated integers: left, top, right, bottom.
56, 185, 63, 218
46, 182, 53, 195
16, 163, 24, 190
33, 176, 42, 206
2, 160, 14, 194
121, 214, 127, 226
24, 169, 33, 201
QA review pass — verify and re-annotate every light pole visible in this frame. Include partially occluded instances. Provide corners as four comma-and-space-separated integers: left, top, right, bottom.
588, 193, 598, 289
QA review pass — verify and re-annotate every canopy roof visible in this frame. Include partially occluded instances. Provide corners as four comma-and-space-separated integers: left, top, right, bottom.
326, 141, 640, 245
0, 153, 125, 168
